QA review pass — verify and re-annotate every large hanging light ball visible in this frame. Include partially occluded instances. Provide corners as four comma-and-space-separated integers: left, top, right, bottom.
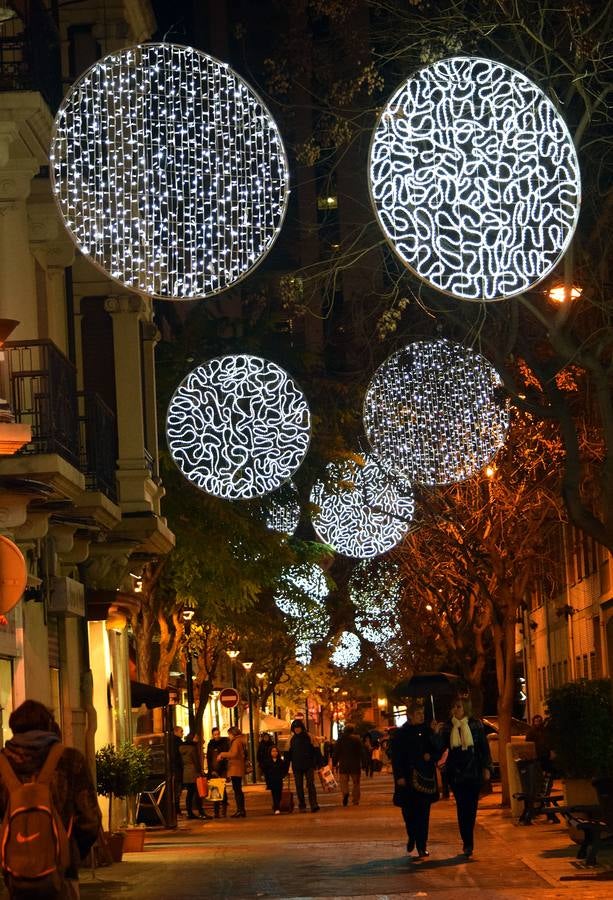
261, 481, 301, 537
369, 56, 581, 301
351, 561, 403, 668
51, 43, 289, 300
166, 355, 310, 499
363, 338, 509, 485
310, 455, 414, 558
275, 563, 330, 666
331, 631, 361, 668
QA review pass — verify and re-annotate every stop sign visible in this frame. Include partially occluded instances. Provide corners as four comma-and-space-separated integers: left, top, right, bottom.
219, 688, 239, 709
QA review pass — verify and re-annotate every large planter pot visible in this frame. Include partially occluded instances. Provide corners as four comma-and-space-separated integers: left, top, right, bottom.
103, 831, 125, 863
122, 827, 146, 852
562, 777, 599, 807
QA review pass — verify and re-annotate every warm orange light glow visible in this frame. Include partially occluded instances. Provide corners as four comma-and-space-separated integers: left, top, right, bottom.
547, 284, 582, 304
425, 603, 433, 611
485, 465, 495, 478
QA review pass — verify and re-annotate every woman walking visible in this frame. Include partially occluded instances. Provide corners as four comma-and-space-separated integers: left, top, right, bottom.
390, 700, 441, 858
217, 726, 247, 817
179, 733, 209, 819
441, 696, 492, 858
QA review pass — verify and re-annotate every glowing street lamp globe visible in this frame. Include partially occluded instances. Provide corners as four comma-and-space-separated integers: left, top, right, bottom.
310, 455, 415, 558
166, 354, 310, 499
51, 43, 289, 300
369, 56, 581, 302
363, 339, 509, 486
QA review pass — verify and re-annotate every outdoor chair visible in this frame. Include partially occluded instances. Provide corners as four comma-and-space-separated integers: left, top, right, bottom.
136, 779, 167, 827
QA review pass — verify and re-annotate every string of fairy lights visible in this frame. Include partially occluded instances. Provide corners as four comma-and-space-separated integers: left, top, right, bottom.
50, 43, 580, 671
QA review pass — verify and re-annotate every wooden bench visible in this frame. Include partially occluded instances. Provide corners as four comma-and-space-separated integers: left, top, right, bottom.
512, 759, 563, 825
557, 778, 613, 867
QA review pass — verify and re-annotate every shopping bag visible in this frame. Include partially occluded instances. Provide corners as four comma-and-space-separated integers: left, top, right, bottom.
205, 777, 226, 802
318, 764, 338, 792
195, 775, 208, 798
279, 788, 294, 812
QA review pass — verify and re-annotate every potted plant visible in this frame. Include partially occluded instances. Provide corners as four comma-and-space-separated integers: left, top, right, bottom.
96, 743, 151, 857
545, 679, 613, 806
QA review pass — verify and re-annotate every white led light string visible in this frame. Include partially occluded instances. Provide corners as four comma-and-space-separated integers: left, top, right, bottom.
51, 43, 289, 300
363, 338, 509, 486
369, 56, 580, 301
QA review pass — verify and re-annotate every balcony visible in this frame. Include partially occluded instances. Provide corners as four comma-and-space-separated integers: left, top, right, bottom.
0, 1, 62, 112
4, 340, 117, 502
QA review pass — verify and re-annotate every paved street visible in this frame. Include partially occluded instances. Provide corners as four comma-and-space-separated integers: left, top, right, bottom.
70, 774, 613, 899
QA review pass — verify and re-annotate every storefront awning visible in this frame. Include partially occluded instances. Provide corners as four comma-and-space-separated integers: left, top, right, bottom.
130, 680, 169, 709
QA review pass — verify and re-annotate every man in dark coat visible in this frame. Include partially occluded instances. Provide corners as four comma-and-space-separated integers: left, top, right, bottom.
332, 725, 363, 806
287, 720, 320, 812
206, 726, 230, 817
0, 700, 101, 898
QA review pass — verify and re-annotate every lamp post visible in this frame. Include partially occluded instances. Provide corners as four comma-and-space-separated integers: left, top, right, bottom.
182, 609, 196, 733
225, 649, 240, 726
332, 687, 340, 740
242, 661, 257, 784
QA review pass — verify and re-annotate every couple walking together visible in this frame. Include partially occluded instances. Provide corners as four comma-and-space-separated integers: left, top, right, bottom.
390, 696, 492, 860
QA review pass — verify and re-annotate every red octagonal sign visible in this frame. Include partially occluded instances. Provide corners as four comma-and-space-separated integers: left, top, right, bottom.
219, 688, 240, 709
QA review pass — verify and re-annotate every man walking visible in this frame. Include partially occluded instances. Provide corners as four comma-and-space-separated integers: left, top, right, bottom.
206, 726, 230, 817
333, 725, 363, 806
287, 720, 320, 813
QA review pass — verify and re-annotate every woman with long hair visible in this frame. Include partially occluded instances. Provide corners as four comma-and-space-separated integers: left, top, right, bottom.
440, 696, 492, 858
217, 726, 247, 817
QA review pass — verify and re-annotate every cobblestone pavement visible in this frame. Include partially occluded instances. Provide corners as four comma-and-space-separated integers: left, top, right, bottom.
75, 775, 612, 899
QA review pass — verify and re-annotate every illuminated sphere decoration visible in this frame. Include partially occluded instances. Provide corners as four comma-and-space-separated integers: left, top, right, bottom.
351, 561, 403, 668
369, 56, 581, 301
363, 339, 509, 486
275, 564, 330, 666
51, 43, 289, 300
261, 481, 301, 537
331, 631, 362, 669
166, 355, 310, 499
310, 456, 415, 558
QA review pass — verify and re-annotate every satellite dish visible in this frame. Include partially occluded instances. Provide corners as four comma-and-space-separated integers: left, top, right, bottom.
0, 535, 27, 613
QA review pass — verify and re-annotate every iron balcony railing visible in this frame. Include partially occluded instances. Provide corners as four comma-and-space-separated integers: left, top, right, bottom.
5, 340, 118, 502
0, 1, 62, 111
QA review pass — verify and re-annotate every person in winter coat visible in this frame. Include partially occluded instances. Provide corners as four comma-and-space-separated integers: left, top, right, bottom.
332, 725, 363, 806
390, 701, 442, 858
263, 745, 289, 814
179, 733, 209, 819
256, 732, 274, 780
440, 696, 492, 858
217, 726, 247, 817
206, 726, 230, 817
0, 699, 101, 900
287, 720, 320, 812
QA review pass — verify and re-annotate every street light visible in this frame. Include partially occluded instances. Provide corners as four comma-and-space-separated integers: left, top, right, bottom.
182, 609, 196, 733
242, 661, 257, 783
225, 649, 240, 726
332, 687, 340, 740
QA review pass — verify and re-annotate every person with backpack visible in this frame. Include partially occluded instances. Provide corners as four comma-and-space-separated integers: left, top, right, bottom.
0, 699, 101, 899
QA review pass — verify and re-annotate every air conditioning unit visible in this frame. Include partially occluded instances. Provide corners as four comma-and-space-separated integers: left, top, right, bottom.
49, 576, 85, 617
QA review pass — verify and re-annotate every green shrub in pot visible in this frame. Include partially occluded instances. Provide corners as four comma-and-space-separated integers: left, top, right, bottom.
545, 679, 613, 779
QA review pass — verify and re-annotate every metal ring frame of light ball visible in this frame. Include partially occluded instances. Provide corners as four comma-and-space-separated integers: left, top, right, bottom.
50, 43, 289, 301
363, 338, 509, 487
368, 56, 581, 302
166, 354, 311, 500
310, 456, 415, 558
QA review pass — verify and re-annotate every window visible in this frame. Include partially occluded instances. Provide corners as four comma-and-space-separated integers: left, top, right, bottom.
0, 659, 14, 748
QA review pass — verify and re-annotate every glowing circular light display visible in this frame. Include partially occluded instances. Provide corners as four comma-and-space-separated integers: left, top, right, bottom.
166, 355, 310, 499
275, 564, 330, 666
363, 339, 508, 486
331, 631, 361, 668
369, 56, 581, 301
51, 43, 289, 300
351, 561, 403, 668
310, 455, 415, 558
261, 481, 301, 536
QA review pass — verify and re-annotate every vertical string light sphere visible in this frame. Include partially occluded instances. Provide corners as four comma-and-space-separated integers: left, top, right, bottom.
275, 564, 330, 666
166, 355, 311, 499
369, 56, 581, 301
363, 339, 509, 486
50, 43, 289, 300
351, 561, 403, 668
310, 455, 415, 558
261, 481, 301, 537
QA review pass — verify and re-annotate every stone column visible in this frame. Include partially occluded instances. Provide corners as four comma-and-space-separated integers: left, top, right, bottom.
0, 160, 40, 339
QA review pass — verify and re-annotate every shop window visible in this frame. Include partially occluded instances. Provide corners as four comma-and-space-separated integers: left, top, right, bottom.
0, 658, 14, 747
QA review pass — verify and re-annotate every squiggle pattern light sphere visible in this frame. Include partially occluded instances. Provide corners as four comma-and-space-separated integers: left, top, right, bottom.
369, 56, 581, 301
310, 456, 415, 558
51, 43, 288, 300
331, 631, 361, 668
363, 339, 508, 485
166, 355, 310, 499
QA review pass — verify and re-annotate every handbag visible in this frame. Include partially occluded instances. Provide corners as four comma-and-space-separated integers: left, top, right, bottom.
411, 769, 437, 795
195, 775, 208, 798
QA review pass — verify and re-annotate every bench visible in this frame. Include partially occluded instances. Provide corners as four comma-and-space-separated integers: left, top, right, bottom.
557, 778, 613, 867
512, 758, 563, 825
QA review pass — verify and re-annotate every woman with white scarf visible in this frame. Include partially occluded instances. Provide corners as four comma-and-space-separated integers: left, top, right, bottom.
441, 696, 492, 858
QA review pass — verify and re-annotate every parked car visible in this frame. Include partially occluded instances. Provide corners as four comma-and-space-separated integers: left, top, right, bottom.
482, 717, 530, 777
